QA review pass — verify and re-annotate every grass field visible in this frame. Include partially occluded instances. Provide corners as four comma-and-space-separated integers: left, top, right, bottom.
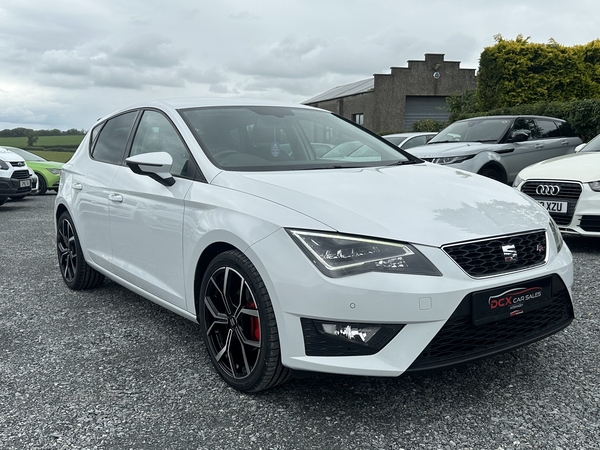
0, 135, 84, 149
30, 150, 75, 163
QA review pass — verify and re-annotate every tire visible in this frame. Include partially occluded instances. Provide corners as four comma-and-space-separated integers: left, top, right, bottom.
31, 175, 47, 196
478, 167, 504, 183
56, 212, 105, 290
199, 250, 291, 392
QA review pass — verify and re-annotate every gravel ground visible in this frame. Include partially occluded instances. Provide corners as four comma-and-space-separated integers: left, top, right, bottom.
1, 194, 599, 450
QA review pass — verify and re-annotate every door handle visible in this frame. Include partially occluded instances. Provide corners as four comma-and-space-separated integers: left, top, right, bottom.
535, 144, 544, 148
72, 182, 83, 191
108, 193, 123, 203
561, 140, 569, 146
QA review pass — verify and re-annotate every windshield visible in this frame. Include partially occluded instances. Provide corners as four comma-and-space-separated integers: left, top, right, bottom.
428, 118, 512, 144
179, 106, 416, 171
581, 134, 600, 152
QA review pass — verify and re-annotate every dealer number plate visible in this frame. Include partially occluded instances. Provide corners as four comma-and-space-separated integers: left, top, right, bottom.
472, 277, 553, 326
538, 200, 567, 214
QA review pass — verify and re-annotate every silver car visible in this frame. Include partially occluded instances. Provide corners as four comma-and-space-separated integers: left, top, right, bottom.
409, 116, 582, 184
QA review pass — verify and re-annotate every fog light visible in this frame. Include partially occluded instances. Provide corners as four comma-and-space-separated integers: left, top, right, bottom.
301, 318, 404, 356
320, 323, 381, 344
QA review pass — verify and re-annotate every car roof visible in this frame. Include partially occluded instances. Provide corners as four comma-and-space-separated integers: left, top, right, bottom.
96, 97, 325, 127
383, 132, 436, 138
459, 115, 565, 123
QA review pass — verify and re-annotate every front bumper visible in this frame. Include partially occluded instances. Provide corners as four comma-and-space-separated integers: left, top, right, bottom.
0, 177, 32, 196
248, 228, 574, 376
518, 180, 600, 237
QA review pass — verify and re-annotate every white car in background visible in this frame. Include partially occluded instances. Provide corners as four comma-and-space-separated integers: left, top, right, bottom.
0, 146, 32, 206
514, 133, 600, 237
55, 98, 574, 392
383, 132, 437, 150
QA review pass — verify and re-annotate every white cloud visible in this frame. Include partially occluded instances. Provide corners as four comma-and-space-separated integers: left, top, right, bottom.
0, 0, 599, 130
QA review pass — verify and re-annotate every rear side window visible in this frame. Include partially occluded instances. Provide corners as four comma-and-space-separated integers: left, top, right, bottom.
535, 119, 560, 138
555, 120, 577, 137
91, 111, 138, 164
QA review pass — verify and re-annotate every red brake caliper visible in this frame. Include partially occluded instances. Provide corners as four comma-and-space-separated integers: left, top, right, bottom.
249, 302, 260, 341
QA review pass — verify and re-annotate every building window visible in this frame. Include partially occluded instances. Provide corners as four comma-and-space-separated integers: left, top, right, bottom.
352, 113, 364, 125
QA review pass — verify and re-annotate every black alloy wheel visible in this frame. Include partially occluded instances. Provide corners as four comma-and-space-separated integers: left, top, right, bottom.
199, 250, 291, 392
56, 212, 105, 290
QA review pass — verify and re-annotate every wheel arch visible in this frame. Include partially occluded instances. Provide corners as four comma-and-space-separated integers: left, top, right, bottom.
55, 202, 70, 226
478, 161, 508, 184
193, 241, 237, 320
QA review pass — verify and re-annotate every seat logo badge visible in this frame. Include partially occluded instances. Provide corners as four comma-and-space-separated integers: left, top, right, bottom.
502, 244, 518, 263
535, 184, 560, 196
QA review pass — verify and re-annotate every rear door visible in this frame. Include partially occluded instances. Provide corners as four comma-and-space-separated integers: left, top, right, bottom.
71, 111, 138, 271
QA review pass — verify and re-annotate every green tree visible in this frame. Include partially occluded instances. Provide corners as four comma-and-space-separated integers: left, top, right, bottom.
477, 35, 600, 111
25, 130, 39, 147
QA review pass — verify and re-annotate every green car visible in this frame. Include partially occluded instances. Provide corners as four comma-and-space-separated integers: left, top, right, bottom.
4, 147, 63, 195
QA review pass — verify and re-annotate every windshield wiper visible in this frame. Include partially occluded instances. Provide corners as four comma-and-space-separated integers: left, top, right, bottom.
386, 159, 423, 166
427, 140, 458, 144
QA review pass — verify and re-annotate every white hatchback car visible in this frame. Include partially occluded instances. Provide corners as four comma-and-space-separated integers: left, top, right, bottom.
55, 99, 574, 392
383, 132, 437, 150
514, 133, 600, 237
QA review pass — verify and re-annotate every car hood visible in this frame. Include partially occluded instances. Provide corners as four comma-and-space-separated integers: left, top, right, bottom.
409, 142, 499, 157
27, 160, 63, 168
518, 152, 600, 183
211, 163, 548, 247
0, 148, 26, 163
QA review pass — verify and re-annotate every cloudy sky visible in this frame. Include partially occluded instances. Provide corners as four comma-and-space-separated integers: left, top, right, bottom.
1, 0, 598, 131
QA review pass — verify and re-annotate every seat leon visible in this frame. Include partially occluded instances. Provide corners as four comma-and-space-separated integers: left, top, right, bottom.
55, 98, 574, 392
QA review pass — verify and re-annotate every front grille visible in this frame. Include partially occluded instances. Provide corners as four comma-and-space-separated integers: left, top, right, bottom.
11, 169, 30, 180
407, 275, 573, 372
580, 215, 600, 232
443, 230, 546, 278
521, 181, 582, 225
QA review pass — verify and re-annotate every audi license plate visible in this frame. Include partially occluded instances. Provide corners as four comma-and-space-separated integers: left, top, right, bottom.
472, 277, 553, 326
20, 180, 31, 188
538, 200, 567, 214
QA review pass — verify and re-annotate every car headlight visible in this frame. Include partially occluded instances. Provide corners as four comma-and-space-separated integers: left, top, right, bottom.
287, 230, 441, 278
47, 168, 62, 175
548, 217, 563, 253
431, 155, 474, 165
0, 160, 9, 170
589, 181, 600, 192
513, 174, 524, 188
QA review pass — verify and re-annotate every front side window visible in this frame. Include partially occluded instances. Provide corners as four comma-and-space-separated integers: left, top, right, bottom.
130, 110, 191, 177
91, 111, 137, 164
509, 118, 535, 141
179, 106, 415, 171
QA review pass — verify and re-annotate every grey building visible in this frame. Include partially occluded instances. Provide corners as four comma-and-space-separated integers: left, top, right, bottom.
304, 53, 477, 134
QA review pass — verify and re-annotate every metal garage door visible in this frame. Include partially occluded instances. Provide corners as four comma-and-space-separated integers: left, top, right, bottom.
404, 96, 449, 130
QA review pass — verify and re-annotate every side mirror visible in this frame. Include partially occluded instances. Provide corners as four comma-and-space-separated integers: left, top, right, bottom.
126, 151, 175, 186
575, 143, 586, 153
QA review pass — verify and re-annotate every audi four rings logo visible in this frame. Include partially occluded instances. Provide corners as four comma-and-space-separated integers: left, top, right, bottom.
536, 184, 560, 196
